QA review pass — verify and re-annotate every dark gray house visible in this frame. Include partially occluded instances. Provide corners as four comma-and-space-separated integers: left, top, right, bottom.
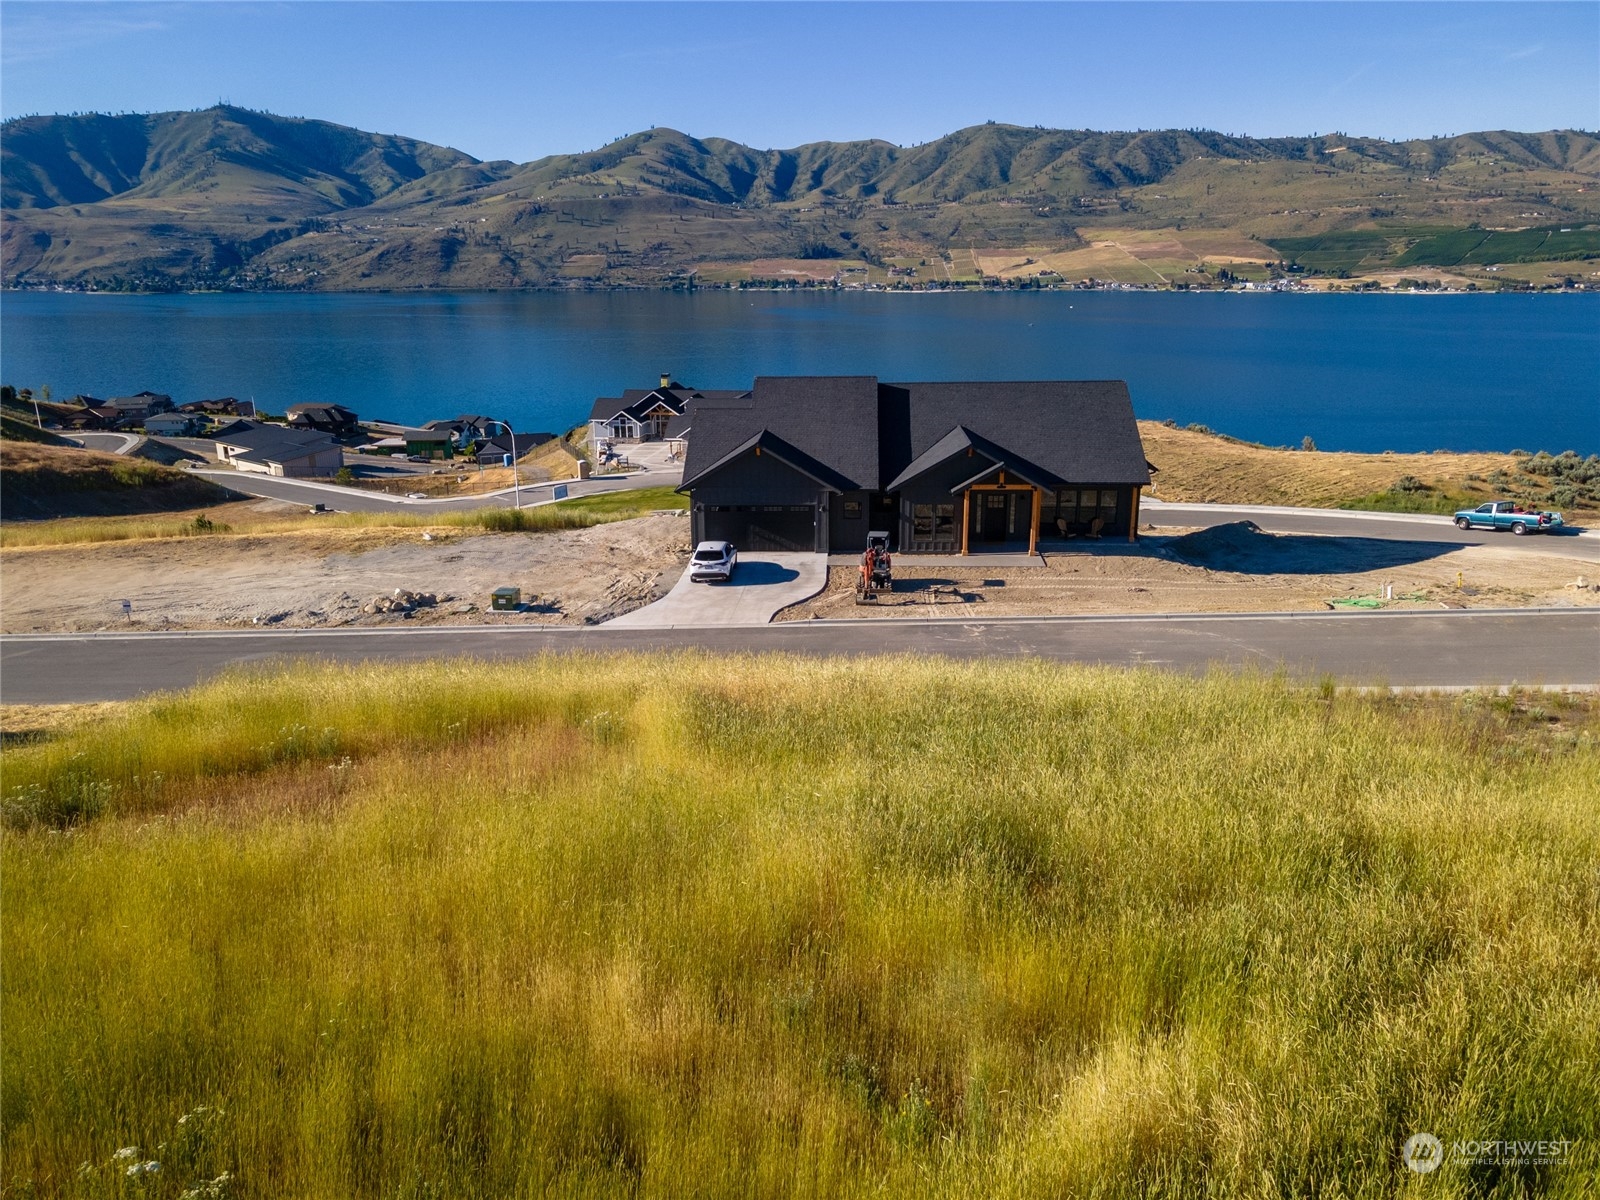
677, 377, 1151, 555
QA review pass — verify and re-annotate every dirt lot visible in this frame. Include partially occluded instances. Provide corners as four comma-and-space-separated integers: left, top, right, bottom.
778, 523, 1600, 621
1, 510, 693, 632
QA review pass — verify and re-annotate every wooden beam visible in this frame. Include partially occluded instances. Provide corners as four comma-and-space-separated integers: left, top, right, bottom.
1128, 487, 1141, 543
961, 489, 971, 556
1028, 486, 1041, 556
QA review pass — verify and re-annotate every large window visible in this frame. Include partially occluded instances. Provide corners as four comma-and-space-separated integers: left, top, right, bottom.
910, 502, 959, 550
1049, 487, 1120, 535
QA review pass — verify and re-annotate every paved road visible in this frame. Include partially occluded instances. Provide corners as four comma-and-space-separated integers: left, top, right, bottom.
1143, 499, 1600, 561
70, 431, 144, 455
190, 464, 676, 512
4, 610, 1595, 703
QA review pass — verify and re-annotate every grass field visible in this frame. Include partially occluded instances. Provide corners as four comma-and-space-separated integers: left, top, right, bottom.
4, 656, 1598, 1197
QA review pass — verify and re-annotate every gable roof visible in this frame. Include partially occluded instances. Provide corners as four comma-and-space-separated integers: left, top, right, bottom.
589, 384, 749, 425
885, 424, 1063, 492
680, 376, 882, 491
679, 428, 860, 493
214, 421, 341, 464
891, 381, 1150, 487
679, 377, 1149, 494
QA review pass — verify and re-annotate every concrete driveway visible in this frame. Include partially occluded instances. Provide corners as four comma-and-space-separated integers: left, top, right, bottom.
607, 553, 827, 627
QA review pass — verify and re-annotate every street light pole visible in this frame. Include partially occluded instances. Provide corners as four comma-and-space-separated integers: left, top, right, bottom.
503, 420, 521, 510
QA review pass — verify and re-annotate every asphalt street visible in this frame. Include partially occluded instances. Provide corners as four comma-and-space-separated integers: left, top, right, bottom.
4, 610, 1595, 703
1141, 499, 1600, 562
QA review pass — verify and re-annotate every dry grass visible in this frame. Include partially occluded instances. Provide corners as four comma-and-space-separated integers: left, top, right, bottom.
0, 440, 235, 520
3, 657, 1598, 1197
1140, 421, 1600, 521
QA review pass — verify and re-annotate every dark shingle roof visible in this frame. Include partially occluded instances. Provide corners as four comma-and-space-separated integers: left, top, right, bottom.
215, 421, 341, 464
885, 425, 1062, 491
891, 381, 1148, 486
680, 377, 1147, 493
589, 385, 748, 424
680, 377, 880, 490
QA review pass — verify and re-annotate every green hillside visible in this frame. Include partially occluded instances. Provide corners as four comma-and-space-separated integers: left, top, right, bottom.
4, 108, 1598, 290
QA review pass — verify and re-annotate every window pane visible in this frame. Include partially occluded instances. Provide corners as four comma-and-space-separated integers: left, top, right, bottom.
1100, 490, 1118, 508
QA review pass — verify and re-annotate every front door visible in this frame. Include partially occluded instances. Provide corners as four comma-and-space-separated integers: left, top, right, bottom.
979, 492, 1009, 541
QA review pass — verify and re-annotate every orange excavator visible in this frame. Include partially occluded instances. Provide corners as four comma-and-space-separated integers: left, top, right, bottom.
855, 531, 893, 603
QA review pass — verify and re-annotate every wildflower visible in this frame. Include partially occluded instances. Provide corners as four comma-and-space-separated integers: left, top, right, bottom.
126, 1159, 161, 1178
113, 1147, 139, 1161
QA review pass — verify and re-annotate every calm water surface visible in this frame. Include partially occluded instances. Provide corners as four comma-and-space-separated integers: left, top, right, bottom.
2, 290, 1595, 453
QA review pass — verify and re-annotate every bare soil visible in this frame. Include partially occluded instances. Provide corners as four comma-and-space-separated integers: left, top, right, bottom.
1, 511, 693, 632
777, 523, 1600, 621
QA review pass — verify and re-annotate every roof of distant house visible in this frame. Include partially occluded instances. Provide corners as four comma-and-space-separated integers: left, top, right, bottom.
590, 383, 749, 425
214, 420, 341, 464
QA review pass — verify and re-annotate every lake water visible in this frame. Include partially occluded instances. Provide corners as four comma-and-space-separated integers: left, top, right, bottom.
2, 290, 1595, 453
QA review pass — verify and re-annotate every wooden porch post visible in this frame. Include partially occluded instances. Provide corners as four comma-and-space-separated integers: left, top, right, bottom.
1128, 487, 1141, 543
1028, 487, 1041, 556
961, 490, 971, 556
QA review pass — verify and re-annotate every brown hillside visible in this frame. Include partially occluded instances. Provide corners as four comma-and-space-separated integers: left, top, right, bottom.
1139, 422, 1598, 520
0, 442, 237, 520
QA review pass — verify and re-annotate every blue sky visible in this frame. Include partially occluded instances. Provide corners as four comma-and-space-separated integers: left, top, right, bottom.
2, 2, 1595, 161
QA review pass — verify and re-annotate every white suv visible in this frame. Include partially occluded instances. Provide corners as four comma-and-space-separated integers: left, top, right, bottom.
689, 541, 737, 583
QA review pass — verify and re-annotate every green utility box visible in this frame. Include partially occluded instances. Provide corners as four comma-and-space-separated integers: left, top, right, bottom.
491, 587, 522, 612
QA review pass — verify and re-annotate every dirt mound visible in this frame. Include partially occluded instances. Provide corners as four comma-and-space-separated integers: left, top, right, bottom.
0, 442, 236, 520
1165, 520, 1271, 568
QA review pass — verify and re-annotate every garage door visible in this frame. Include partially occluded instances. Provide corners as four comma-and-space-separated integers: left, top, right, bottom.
703, 505, 817, 552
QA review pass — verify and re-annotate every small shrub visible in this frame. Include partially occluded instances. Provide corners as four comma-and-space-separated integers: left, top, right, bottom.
1302, 435, 1317, 452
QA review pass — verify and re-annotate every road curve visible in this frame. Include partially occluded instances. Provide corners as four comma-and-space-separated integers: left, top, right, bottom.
188, 465, 674, 513
3, 610, 1595, 703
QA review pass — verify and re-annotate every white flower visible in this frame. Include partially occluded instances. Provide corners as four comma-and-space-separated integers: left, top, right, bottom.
114, 1147, 139, 1161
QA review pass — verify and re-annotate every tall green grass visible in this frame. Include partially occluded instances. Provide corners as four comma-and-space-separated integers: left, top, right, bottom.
4, 657, 1597, 1197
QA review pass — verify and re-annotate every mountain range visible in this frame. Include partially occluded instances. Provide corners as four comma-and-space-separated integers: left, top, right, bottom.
3, 106, 1597, 290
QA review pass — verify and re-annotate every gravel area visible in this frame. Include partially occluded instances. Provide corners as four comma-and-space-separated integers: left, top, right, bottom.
777, 523, 1600, 620
1, 513, 692, 632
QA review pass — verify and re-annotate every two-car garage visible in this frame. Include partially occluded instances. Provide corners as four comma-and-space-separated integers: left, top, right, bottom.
699, 504, 820, 553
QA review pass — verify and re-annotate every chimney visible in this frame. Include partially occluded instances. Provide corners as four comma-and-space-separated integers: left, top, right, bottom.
659, 373, 671, 389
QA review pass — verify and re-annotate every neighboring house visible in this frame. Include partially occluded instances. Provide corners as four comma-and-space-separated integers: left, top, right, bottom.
144, 413, 205, 436
286, 403, 360, 436
678, 376, 1151, 555
58, 405, 121, 431
421, 416, 554, 461
401, 428, 454, 459
475, 431, 555, 464
180, 397, 255, 418
588, 374, 744, 454
213, 421, 344, 477
423, 414, 500, 448
105, 391, 174, 419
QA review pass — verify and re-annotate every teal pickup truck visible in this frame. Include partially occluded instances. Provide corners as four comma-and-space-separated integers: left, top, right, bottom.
1453, 500, 1565, 535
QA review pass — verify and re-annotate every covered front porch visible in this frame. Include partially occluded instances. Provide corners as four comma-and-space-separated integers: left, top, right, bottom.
902, 475, 1143, 556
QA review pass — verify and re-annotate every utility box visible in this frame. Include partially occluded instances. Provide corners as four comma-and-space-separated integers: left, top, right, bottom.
491, 586, 521, 612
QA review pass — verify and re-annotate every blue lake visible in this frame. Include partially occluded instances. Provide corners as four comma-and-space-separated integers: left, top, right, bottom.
2, 290, 1595, 453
